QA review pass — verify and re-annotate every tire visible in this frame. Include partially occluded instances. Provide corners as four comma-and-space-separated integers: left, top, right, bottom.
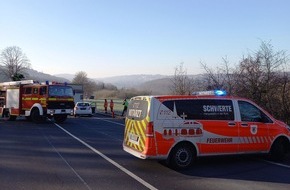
269, 138, 286, 161
31, 108, 44, 123
168, 143, 195, 170
4, 110, 17, 121
54, 115, 67, 123
8, 115, 17, 121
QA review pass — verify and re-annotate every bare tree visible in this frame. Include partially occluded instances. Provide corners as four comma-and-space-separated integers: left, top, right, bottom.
201, 56, 235, 94
233, 40, 290, 123
72, 71, 97, 98
236, 41, 287, 106
170, 63, 193, 95
0, 46, 30, 80
201, 40, 290, 123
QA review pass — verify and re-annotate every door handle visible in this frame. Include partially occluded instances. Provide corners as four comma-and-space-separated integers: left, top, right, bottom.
241, 123, 248, 127
228, 122, 236, 127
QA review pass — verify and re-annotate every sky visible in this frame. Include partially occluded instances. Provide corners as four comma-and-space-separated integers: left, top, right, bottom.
0, 0, 289, 78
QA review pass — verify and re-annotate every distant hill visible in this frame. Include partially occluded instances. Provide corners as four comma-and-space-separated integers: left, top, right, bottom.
95, 74, 169, 88
55, 73, 170, 89
1, 68, 204, 95
54, 73, 75, 81
0, 67, 70, 83
136, 77, 172, 95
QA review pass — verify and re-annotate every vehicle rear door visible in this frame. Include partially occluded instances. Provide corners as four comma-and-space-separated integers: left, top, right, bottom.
123, 98, 152, 154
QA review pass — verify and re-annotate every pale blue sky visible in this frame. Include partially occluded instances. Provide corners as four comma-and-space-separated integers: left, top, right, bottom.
0, 0, 289, 78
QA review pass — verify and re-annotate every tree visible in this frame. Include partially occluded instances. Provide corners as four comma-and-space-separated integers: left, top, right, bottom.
201, 56, 236, 95
201, 40, 290, 123
72, 71, 97, 98
235, 41, 289, 120
170, 63, 193, 95
0, 46, 30, 80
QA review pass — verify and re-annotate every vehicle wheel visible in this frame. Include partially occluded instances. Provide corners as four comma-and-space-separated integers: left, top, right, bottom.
168, 143, 195, 170
54, 115, 67, 123
4, 110, 17, 121
31, 108, 44, 123
8, 115, 17, 121
269, 138, 286, 161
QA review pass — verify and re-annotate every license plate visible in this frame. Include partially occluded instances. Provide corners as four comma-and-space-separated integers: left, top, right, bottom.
129, 133, 139, 145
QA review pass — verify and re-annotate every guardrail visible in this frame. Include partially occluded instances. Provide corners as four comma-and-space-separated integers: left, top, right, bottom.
85, 99, 125, 116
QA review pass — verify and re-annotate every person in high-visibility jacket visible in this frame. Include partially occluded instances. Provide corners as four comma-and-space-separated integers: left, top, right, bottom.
110, 99, 114, 113
121, 99, 128, 116
104, 99, 108, 113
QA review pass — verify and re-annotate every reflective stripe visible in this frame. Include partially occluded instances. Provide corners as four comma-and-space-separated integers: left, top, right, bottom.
22, 97, 32, 100
239, 136, 275, 144
48, 98, 74, 101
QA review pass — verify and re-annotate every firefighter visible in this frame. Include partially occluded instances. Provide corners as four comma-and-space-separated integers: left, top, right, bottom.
110, 99, 114, 113
104, 99, 108, 113
121, 99, 128, 116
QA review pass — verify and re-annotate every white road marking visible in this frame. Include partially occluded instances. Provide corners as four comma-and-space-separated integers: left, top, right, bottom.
262, 159, 290, 169
92, 117, 125, 126
54, 122, 158, 190
44, 135, 92, 190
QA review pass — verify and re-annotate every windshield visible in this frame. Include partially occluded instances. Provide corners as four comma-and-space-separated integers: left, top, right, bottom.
48, 85, 74, 97
127, 99, 148, 120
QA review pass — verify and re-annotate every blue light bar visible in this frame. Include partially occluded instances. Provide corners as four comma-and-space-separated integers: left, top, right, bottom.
214, 90, 227, 96
192, 90, 227, 96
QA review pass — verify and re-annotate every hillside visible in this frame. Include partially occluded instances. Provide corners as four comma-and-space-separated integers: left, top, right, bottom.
55, 73, 170, 89
136, 77, 172, 95
0, 67, 70, 83
1, 68, 176, 95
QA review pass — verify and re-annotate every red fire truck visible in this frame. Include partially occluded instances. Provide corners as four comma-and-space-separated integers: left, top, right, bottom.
0, 80, 75, 123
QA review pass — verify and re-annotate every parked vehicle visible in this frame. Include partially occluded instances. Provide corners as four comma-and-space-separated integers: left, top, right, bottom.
0, 80, 74, 123
123, 90, 290, 169
74, 102, 93, 117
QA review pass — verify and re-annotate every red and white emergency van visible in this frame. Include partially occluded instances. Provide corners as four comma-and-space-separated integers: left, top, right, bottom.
0, 80, 75, 123
123, 90, 290, 169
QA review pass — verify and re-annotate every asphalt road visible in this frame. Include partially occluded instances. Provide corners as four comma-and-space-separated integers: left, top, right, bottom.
1, 114, 290, 190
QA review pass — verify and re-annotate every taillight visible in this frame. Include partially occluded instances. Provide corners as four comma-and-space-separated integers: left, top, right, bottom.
145, 122, 154, 137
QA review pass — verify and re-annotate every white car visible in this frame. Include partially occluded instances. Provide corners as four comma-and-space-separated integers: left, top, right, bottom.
74, 102, 93, 117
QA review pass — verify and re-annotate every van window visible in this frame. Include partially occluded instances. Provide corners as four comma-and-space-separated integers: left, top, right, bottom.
238, 101, 272, 123
127, 100, 148, 120
162, 99, 234, 120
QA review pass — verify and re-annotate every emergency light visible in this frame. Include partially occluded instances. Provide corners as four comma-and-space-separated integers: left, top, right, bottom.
192, 90, 227, 96
214, 90, 227, 96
